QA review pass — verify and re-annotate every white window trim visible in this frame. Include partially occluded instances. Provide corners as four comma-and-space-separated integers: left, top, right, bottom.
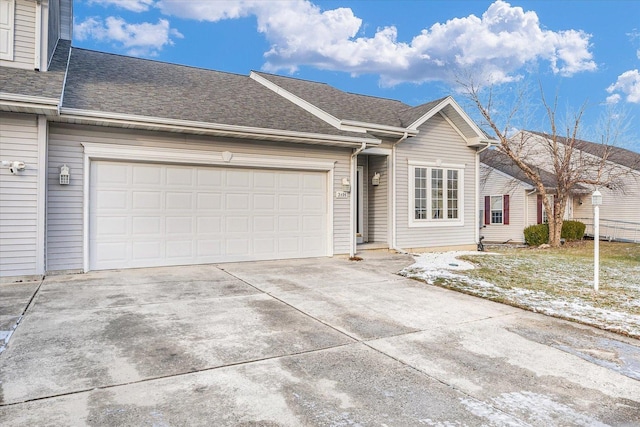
490, 194, 504, 225
408, 160, 465, 228
0, 0, 15, 61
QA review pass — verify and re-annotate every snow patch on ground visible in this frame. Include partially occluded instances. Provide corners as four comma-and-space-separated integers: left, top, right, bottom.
400, 251, 640, 339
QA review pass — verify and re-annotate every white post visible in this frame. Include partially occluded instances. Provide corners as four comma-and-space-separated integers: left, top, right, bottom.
592, 190, 602, 292
594, 204, 599, 292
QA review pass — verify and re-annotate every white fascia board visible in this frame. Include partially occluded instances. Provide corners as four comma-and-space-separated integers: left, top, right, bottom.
408, 96, 488, 141
340, 119, 418, 136
249, 71, 346, 131
60, 108, 381, 148
0, 93, 59, 112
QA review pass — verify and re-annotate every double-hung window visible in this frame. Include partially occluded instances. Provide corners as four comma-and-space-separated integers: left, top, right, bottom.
410, 161, 464, 227
490, 195, 503, 224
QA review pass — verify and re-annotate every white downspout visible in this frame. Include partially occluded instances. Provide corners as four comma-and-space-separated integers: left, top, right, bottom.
390, 132, 409, 253
475, 140, 493, 246
34, 0, 42, 71
349, 142, 367, 257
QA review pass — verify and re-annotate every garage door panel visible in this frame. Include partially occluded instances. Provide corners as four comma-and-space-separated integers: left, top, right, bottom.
226, 193, 250, 210
132, 241, 162, 260
166, 167, 193, 186
253, 216, 275, 232
197, 169, 222, 186
90, 161, 328, 270
96, 164, 129, 184
226, 216, 250, 233
166, 240, 193, 259
132, 191, 162, 210
132, 216, 161, 235
253, 194, 275, 210
166, 192, 193, 209
197, 193, 222, 210
197, 217, 221, 233
96, 190, 128, 210
132, 165, 162, 185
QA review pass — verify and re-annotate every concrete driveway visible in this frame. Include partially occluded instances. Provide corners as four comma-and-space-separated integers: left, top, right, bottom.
1, 251, 639, 426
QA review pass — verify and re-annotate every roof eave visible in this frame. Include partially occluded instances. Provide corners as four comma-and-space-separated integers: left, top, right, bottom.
0, 93, 60, 115
58, 108, 381, 148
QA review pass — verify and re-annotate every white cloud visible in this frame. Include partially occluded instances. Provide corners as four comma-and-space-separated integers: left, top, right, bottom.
78, 0, 597, 87
606, 69, 640, 104
87, 0, 155, 13
75, 16, 182, 57
153, 0, 596, 87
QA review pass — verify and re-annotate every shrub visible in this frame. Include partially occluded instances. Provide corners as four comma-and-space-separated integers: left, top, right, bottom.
561, 220, 586, 241
524, 224, 549, 246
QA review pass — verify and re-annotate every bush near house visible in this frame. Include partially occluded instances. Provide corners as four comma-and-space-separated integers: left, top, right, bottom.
561, 220, 586, 241
524, 220, 586, 245
524, 224, 549, 246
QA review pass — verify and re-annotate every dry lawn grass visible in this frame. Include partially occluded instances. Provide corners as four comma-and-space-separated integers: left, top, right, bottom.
432, 241, 639, 338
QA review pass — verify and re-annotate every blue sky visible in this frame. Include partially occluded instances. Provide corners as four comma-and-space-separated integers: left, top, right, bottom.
72, 0, 640, 150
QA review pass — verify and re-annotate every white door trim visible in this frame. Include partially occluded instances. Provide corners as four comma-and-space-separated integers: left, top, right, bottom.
356, 166, 364, 244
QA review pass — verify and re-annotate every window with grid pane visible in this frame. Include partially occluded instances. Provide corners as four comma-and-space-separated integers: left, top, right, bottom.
414, 167, 428, 219
431, 169, 443, 219
490, 195, 503, 224
447, 170, 458, 219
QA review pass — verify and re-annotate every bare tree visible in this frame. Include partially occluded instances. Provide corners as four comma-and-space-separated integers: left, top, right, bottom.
463, 81, 634, 247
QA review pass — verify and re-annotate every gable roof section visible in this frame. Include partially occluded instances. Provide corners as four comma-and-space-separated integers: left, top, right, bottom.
252, 71, 494, 146
0, 40, 70, 114
528, 131, 640, 172
59, 48, 376, 146
252, 71, 409, 129
481, 149, 566, 190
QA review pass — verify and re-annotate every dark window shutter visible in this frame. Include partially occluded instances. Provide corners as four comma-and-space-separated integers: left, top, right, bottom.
503, 194, 510, 225
484, 196, 490, 225
537, 195, 543, 224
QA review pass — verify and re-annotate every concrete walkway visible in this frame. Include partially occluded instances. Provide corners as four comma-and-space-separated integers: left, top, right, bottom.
0, 251, 639, 426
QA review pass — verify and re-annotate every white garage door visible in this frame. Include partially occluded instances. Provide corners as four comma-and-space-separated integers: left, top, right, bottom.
89, 161, 328, 270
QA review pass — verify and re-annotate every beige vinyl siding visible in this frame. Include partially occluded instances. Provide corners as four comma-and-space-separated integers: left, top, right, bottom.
0, 0, 34, 69
47, 124, 352, 272
367, 155, 388, 243
59, 0, 71, 40
572, 170, 640, 241
0, 113, 40, 277
395, 113, 477, 249
479, 165, 528, 243
47, 0, 60, 63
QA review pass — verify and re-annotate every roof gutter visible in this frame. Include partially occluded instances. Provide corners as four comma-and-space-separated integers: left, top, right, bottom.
0, 93, 59, 114
340, 119, 419, 137
350, 142, 367, 258
58, 108, 381, 148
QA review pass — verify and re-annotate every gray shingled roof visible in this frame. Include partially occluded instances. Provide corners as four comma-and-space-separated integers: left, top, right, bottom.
61, 48, 372, 139
529, 131, 640, 172
481, 149, 562, 189
254, 71, 440, 128
0, 40, 70, 99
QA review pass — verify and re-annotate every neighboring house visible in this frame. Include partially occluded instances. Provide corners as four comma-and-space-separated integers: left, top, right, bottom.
526, 131, 640, 243
480, 131, 640, 244
479, 149, 585, 243
0, 0, 495, 281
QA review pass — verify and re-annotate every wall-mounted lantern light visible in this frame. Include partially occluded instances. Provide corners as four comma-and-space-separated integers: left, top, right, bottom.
60, 164, 70, 185
371, 172, 380, 186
